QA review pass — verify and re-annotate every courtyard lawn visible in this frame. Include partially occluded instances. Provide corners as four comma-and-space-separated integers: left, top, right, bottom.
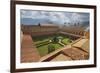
32, 36, 53, 44
62, 38, 71, 45
32, 34, 72, 57
37, 43, 62, 57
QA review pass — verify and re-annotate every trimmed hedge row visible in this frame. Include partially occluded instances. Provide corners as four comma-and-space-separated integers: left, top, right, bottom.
36, 40, 50, 47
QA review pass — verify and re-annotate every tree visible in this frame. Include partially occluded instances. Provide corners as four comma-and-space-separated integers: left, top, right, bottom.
48, 44, 55, 53
38, 23, 41, 26
52, 36, 59, 43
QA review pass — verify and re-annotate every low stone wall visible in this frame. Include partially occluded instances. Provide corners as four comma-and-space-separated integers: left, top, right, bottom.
31, 31, 57, 37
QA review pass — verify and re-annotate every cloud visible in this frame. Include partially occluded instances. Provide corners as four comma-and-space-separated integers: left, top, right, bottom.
21, 10, 33, 18
21, 10, 89, 25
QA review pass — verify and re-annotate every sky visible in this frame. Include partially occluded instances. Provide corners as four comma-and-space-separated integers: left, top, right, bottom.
21, 9, 90, 26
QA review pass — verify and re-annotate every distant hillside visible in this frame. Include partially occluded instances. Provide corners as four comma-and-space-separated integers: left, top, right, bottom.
21, 18, 51, 25
21, 18, 89, 27
81, 21, 89, 27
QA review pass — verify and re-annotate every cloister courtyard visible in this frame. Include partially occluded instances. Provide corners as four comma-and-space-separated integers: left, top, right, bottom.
21, 24, 89, 63
32, 34, 72, 57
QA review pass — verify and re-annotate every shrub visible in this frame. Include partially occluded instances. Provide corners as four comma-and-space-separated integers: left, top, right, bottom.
48, 44, 55, 53
52, 36, 59, 43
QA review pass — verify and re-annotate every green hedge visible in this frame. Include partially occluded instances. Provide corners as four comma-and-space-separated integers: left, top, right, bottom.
36, 41, 50, 47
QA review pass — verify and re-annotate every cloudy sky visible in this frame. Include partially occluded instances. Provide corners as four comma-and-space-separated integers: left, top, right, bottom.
21, 10, 90, 26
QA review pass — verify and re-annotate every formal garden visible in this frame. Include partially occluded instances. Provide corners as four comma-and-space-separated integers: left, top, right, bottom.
32, 34, 72, 57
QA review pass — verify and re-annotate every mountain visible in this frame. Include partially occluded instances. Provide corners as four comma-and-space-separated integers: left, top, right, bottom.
21, 18, 89, 27
81, 21, 89, 27
21, 18, 51, 25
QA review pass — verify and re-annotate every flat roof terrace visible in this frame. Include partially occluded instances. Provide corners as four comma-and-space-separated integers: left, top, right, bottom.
21, 34, 40, 63
72, 39, 89, 53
